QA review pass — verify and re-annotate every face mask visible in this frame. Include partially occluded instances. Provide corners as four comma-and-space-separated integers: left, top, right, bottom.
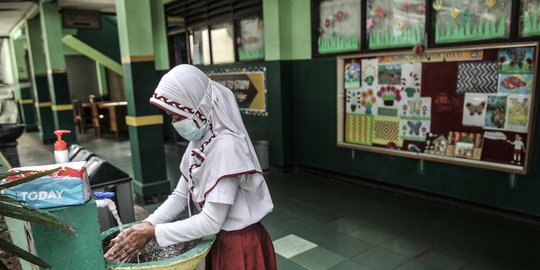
172, 83, 212, 141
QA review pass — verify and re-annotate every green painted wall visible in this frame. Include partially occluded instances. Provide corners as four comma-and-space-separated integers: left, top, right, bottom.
75, 16, 121, 63
292, 57, 540, 217
263, 0, 311, 61
201, 61, 295, 167
151, 0, 175, 70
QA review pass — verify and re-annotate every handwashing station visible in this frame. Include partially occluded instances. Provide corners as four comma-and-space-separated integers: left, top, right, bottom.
3, 144, 213, 270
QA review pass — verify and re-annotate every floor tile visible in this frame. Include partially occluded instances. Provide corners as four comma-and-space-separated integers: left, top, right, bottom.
273, 234, 317, 259
353, 247, 409, 270
320, 217, 361, 234
417, 249, 470, 270
394, 260, 441, 270
327, 259, 373, 270
276, 254, 308, 270
349, 223, 395, 245
290, 246, 346, 270
379, 236, 436, 257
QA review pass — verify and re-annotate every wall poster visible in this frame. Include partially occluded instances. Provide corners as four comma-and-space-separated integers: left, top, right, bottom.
337, 42, 538, 174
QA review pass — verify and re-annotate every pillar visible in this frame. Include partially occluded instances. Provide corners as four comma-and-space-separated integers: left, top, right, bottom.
115, 0, 170, 204
40, 1, 76, 143
10, 35, 38, 131
25, 16, 56, 143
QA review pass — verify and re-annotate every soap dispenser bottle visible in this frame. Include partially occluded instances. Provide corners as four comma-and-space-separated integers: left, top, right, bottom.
53, 130, 71, 164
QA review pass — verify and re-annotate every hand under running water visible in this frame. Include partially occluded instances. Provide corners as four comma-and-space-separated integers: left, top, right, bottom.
104, 222, 155, 263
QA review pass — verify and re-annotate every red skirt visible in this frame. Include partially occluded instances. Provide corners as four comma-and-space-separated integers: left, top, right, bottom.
206, 222, 277, 270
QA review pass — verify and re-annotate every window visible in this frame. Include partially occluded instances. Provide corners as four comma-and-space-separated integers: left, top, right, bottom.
521, 0, 540, 37
165, 0, 264, 65
317, 0, 361, 54
433, 0, 512, 44
210, 22, 235, 64
238, 17, 265, 61
366, 0, 426, 49
189, 28, 211, 65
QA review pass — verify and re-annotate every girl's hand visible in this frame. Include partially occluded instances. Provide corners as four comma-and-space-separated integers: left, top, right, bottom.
104, 222, 155, 263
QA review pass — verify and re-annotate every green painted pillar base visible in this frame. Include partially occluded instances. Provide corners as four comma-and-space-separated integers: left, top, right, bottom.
31, 199, 105, 270
128, 125, 170, 205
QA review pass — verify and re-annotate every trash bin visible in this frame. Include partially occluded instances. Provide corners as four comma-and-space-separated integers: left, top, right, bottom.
70, 148, 95, 162
0, 124, 26, 168
253, 140, 270, 171
86, 156, 135, 231
68, 144, 84, 160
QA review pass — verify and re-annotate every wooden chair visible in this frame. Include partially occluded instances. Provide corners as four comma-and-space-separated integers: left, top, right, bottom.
73, 100, 91, 133
89, 100, 108, 137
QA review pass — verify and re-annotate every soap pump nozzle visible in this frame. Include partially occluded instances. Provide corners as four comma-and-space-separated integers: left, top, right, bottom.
53, 130, 71, 163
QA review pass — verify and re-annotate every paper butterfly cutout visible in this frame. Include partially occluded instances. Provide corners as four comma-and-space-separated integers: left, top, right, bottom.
507, 49, 526, 69
407, 121, 422, 135
465, 102, 486, 116
408, 99, 423, 115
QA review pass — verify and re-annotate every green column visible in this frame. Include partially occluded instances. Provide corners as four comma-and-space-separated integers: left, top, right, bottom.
40, 1, 76, 143
25, 16, 56, 143
116, 0, 170, 204
95, 62, 109, 97
11, 36, 38, 131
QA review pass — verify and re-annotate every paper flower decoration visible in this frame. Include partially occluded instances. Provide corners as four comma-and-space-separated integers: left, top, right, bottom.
451, 8, 461, 18
336, 11, 345, 21
433, 0, 443, 11
486, 0, 496, 8
367, 17, 374, 29
460, 10, 471, 21
325, 19, 331, 28
395, 20, 405, 30
417, 3, 426, 13
375, 7, 386, 18
402, 1, 412, 12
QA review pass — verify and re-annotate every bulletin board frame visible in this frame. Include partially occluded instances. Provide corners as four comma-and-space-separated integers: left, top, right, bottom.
336, 42, 539, 174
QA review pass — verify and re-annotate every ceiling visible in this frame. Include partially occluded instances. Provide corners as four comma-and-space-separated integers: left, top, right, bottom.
0, 1, 35, 37
0, 0, 115, 37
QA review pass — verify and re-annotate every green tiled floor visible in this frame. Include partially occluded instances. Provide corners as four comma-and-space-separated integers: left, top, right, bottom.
16, 132, 540, 269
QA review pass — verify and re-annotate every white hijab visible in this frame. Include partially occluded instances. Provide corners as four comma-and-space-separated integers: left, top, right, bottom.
150, 64, 263, 204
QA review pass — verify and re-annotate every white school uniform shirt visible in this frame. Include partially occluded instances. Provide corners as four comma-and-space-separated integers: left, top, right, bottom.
147, 64, 273, 247
511, 140, 524, 150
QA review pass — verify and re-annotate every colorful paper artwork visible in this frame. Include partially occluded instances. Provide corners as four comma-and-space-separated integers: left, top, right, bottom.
373, 115, 403, 147
506, 94, 531, 133
497, 74, 533, 95
377, 107, 398, 116
522, 2, 540, 37
318, 0, 361, 53
462, 93, 487, 127
400, 62, 422, 98
362, 58, 379, 87
367, 0, 425, 49
400, 97, 431, 120
485, 95, 508, 130
344, 59, 361, 89
358, 88, 378, 115
345, 114, 374, 145
345, 88, 361, 114
376, 85, 402, 108
456, 62, 498, 93
434, 0, 511, 43
497, 47, 534, 74
378, 63, 402, 85
425, 132, 449, 156
482, 131, 524, 165
400, 119, 430, 142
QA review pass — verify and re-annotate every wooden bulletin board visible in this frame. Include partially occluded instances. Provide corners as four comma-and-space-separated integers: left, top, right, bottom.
337, 42, 538, 174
